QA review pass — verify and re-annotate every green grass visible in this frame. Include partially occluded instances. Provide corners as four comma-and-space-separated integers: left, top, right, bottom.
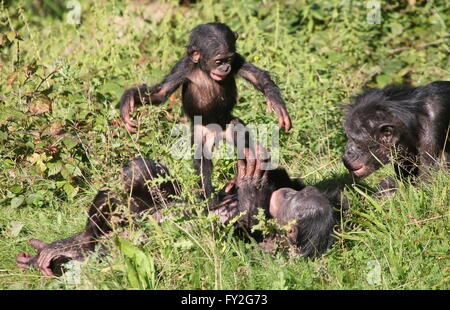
0, 0, 449, 290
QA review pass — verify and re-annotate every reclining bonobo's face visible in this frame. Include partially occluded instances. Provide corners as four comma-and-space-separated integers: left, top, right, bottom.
269, 187, 300, 241
269, 186, 331, 243
343, 107, 401, 178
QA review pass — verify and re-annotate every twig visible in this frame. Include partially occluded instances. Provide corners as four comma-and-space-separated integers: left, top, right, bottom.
387, 40, 449, 55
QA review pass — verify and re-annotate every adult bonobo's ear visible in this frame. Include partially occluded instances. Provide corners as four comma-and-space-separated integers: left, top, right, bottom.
190, 49, 201, 63
287, 224, 298, 243
339, 103, 355, 111
233, 31, 238, 40
379, 124, 395, 143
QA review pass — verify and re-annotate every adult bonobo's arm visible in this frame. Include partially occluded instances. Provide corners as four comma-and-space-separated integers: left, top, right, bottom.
120, 57, 191, 132
16, 191, 119, 276
16, 233, 97, 276
235, 54, 291, 132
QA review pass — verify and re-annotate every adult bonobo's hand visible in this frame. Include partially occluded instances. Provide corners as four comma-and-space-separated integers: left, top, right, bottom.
16, 234, 93, 276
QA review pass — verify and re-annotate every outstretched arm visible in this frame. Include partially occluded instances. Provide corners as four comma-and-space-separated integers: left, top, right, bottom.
235, 54, 291, 131
120, 57, 192, 132
16, 191, 120, 276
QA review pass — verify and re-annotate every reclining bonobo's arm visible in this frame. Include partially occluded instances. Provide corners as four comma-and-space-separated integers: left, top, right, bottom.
234, 159, 270, 229
16, 191, 119, 276
235, 54, 291, 132
16, 233, 97, 276
209, 156, 271, 226
120, 57, 191, 132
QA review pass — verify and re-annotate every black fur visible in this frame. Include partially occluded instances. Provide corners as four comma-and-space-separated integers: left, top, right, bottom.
18, 159, 337, 275
343, 81, 450, 187
226, 168, 337, 258
119, 22, 290, 197
16, 158, 178, 275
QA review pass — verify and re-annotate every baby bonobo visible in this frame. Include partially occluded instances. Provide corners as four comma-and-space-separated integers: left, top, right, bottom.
16, 158, 179, 276
17, 158, 336, 276
343, 81, 450, 192
119, 22, 291, 197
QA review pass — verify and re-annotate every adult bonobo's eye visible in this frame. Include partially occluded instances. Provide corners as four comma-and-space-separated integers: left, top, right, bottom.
215, 60, 222, 65
379, 124, 394, 142
380, 124, 393, 136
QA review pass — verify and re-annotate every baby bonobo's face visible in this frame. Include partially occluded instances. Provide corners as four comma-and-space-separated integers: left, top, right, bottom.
207, 52, 235, 81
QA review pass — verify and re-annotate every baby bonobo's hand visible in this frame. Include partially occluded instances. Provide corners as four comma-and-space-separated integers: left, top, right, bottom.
120, 88, 138, 133
266, 99, 291, 132
119, 84, 167, 133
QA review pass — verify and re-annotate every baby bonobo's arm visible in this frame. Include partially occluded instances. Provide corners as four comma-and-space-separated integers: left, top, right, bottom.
119, 57, 191, 132
235, 54, 291, 132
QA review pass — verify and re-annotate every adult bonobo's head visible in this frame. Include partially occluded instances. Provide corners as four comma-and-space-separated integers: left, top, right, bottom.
187, 22, 238, 81
342, 86, 420, 178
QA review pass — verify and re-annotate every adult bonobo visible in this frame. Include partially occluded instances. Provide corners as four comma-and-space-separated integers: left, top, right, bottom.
342, 81, 450, 190
119, 22, 291, 197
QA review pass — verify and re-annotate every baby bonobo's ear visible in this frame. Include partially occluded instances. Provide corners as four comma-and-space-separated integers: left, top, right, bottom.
190, 50, 201, 63
233, 31, 238, 40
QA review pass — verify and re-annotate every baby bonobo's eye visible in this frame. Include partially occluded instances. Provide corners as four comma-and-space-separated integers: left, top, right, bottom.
215, 60, 222, 65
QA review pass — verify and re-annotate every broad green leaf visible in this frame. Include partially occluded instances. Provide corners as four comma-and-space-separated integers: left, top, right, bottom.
7, 221, 24, 237
63, 183, 79, 199
47, 161, 62, 176
10, 196, 25, 208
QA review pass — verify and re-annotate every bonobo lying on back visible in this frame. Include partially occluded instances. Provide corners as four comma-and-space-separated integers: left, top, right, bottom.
215, 159, 336, 258
16, 158, 179, 276
17, 158, 337, 276
342, 81, 450, 190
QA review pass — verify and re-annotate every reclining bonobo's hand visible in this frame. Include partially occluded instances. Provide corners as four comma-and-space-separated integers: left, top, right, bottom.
234, 157, 269, 228
17, 238, 61, 276
16, 234, 91, 276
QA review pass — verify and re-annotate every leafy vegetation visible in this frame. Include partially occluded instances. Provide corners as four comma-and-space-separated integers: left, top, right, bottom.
0, 0, 448, 289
